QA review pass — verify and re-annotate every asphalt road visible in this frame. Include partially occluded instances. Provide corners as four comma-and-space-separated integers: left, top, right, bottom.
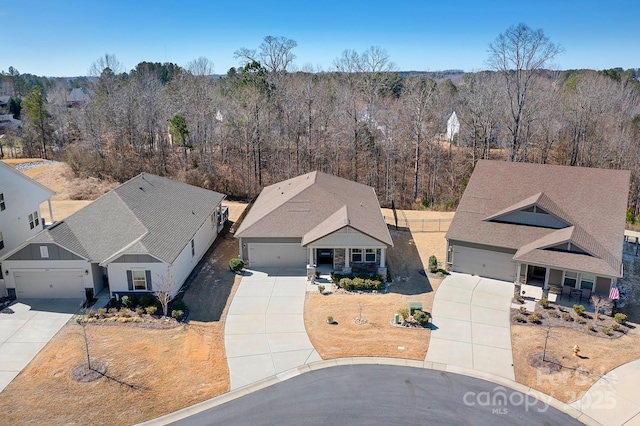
170, 365, 581, 426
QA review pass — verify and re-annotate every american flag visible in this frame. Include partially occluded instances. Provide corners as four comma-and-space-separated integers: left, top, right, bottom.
609, 284, 620, 300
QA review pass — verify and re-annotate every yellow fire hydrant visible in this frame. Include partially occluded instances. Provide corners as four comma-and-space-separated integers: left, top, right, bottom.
573, 345, 581, 358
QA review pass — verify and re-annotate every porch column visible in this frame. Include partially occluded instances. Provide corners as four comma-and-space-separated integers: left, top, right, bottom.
238, 238, 243, 258
515, 262, 521, 284
47, 199, 54, 225
380, 248, 386, 267
308, 248, 314, 266
344, 249, 350, 268
544, 267, 550, 290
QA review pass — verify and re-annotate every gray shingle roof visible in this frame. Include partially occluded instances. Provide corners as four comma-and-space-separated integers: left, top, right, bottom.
447, 160, 630, 277
235, 171, 393, 247
29, 173, 225, 264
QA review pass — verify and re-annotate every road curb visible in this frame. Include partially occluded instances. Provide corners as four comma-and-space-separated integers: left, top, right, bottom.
137, 357, 602, 425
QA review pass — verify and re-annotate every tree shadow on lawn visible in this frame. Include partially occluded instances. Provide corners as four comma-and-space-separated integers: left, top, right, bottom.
178, 222, 239, 322
386, 228, 434, 296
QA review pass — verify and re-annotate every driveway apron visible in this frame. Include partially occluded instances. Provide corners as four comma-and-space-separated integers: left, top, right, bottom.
425, 273, 515, 380
225, 269, 321, 390
0, 299, 79, 392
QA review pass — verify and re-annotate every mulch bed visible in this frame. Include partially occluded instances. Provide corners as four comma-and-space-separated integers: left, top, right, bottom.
70, 361, 107, 382
510, 302, 630, 339
528, 353, 563, 374
75, 315, 183, 329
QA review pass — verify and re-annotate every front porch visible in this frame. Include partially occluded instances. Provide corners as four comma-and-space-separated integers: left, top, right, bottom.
307, 246, 388, 277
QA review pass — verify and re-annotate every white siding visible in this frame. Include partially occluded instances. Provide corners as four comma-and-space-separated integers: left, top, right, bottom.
0, 165, 53, 259
107, 261, 169, 294
307, 227, 386, 249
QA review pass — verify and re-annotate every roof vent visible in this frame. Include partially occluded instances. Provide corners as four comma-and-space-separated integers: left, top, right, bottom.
141, 172, 145, 179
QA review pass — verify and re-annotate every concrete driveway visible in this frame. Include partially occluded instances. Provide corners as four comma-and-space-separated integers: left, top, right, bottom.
0, 299, 81, 393
224, 269, 321, 390
425, 273, 515, 380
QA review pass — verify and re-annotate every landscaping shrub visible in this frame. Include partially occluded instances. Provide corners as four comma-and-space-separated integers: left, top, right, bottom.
576, 318, 586, 325
428, 255, 438, 273
135, 307, 145, 316
612, 323, 620, 331
614, 313, 627, 324
518, 306, 527, 315
573, 304, 585, 316
527, 313, 542, 324
538, 298, 549, 309
548, 310, 560, 318
398, 308, 410, 321
122, 295, 136, 309
171, 300, 186, 311
513, 292, 524, 304
588, 324, 596, 332
145, 305, 158, 315
437, 271, 444, 278
138, 295, 153, 307
327, 315, 334, 324
561, 312, 573, 322
229, 258, 245, 273
171, 310, 184, 321
602, 327, 611, 335
336, 276, 382, 291
97, 308, 108, 318
512, 314, 526, 323
108, 307, 119, 315
317, 285, 325, 294
413, 310, 431, 327
119, 309, 132, 318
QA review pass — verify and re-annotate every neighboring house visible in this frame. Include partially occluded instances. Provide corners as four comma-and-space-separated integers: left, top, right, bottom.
1, 173, 227, 300
66, 87, 91, 107
446, 160, 630, 297
235, 171, 393, 277
0, 161, 55, 295
446, 111, 460, 142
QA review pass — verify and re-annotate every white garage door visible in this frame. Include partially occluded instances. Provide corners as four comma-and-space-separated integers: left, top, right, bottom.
249, 243, 308, 268
14, 270, 85, 298
452, 246, 516, 282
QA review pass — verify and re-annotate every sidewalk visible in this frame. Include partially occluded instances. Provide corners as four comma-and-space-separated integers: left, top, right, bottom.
224, 269, 321, 390
572, 359, 640, 425
425, 273, 515, 380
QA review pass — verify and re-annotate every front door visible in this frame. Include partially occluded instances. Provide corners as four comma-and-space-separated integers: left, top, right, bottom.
317, 249, 333, 265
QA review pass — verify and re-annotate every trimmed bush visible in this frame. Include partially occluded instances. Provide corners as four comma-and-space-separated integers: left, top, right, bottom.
513, 292, 524, 304
145, 305, 158, 315
413, 310, 431, 327
614, 313, 627, 324
336, 276, 383, 291
588, 324, 596, 332
171, 310, 184, 321
561, 312, 573, 322
327, 315, 334, 324
518, 306, 527, 315
97, 308, 108, 318
612, 323, 620, 331
135, 307, 145, 316
428, 255, 438, 273
122, 295, 136, 309
528, 313, 542, 324
548, 310, 560, 318
317, 285, 325, 294
538, 298, 550, 309
229, 258, 245, 272
171, 300, 186, 311
512, 314, 526, 323
398, 308, 410, 321
602, 327, 611, 335
573, 304, 585, 316
138, 295, 154, 307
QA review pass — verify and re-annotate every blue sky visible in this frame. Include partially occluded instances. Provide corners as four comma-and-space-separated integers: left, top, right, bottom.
2, 1, 638, 77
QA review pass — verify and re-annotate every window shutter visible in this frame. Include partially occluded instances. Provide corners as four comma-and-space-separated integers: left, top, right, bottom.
126, 270, 133, 291
146, 270, 153, 291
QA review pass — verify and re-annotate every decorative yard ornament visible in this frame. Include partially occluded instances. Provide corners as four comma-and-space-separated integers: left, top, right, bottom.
573, 345, 580, 358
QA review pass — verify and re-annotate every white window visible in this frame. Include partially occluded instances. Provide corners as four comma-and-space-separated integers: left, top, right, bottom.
0, 231, 3, 250
580, 274, 595, 291
132, 270, 147, 290
40, 246, 49, 258
191, 239, 195, 257
351, 248, 362, 262
0, 193, 5, 211
365, 249, 376, 262
29, 211, 39, 229
563, 271, 577, 288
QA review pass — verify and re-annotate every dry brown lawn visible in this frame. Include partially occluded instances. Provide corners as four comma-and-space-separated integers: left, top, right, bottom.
0, 321, 228, 425
512, 324, 640, 403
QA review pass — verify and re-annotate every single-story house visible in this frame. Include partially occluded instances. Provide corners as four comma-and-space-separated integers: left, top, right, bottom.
446, 160, 630, 297
235, 171, 393, 276
1, 173, 227, 300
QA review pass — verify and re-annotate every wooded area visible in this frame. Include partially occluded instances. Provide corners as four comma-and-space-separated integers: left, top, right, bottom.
2, 28, 640, 215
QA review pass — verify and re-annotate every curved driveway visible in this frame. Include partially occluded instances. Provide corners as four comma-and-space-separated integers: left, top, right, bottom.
224, 269, 321, 390
169, 365, 581, 426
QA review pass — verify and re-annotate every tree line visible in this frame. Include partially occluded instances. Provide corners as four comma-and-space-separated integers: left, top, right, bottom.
2, 25, 640, 215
